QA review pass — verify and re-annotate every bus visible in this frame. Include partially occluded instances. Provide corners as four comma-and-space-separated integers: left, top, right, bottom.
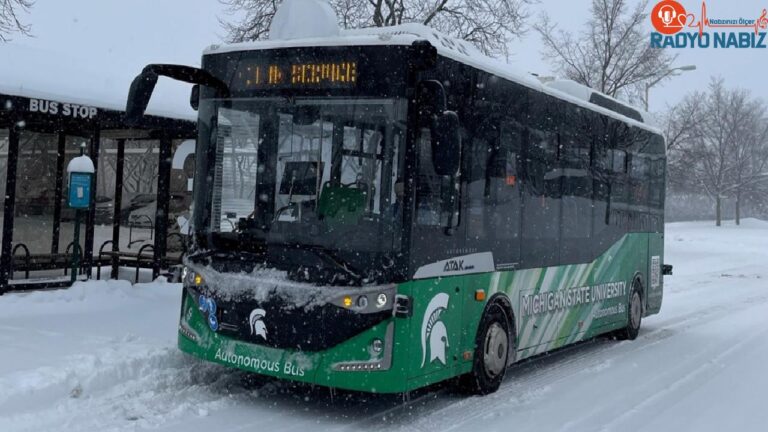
126, 23, 667, 396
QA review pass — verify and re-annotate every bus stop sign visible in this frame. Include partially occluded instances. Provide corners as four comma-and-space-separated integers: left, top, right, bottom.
68, 172, 93, 209
66, 154, 96, 209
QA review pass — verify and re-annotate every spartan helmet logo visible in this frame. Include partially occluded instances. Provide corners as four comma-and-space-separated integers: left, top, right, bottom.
421, 293, 450, 367
249, 308, 268, 340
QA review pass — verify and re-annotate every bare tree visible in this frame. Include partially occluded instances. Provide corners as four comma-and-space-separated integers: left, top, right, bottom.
667, 78, 768, 226
663, 96, 705, 152
218, 0, 531, 57
725, 96, 768, 225
0, 0, 33, 42
535, 0, 675, 102
679, 80, 733, 226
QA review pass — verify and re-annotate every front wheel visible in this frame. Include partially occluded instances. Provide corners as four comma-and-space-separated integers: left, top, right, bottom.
456, 304, 511, 395
617, 281, 643, 341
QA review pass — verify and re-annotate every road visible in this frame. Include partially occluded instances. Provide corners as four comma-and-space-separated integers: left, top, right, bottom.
1, 220, 767, 432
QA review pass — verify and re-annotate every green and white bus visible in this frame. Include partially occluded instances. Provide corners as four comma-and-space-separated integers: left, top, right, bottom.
127, 23, 667, 395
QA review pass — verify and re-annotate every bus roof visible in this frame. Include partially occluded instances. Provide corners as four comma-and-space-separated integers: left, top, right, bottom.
204, 23, 662, 135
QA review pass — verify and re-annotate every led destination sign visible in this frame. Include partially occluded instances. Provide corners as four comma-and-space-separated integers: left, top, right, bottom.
238, 60, 358, 90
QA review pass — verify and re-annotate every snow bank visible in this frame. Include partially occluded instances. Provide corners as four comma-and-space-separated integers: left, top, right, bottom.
269, 0, 339, 40
0, 278, 176, 318
0, 43, 195, 120
66, 155, 95, 174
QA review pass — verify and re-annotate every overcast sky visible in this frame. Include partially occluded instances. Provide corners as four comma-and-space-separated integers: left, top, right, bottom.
10, 0, 768, 113
510, 0, 768, 111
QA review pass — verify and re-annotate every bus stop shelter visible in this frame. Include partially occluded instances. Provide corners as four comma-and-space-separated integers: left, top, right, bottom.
0, 90, 196, 293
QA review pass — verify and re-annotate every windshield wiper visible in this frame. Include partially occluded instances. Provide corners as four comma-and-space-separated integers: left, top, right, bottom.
305, 246, 361, 282
271, 243, 361, 285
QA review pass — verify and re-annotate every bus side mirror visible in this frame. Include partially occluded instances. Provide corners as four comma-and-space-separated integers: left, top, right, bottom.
126, 69, 159, 125
190, 85, 200, 111
126, 64, 231, 125
415, 80, 462, 176
431, 111, 461, 176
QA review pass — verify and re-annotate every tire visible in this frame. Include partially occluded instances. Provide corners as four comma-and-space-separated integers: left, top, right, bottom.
617, 280, 643, 341
457, 303, 511, 395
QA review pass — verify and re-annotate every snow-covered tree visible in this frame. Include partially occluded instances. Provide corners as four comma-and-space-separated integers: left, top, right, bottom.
0, 0, 33, 42
726, 96, 768, 225
218, 0, 531, 57
535, 0, 675, 102
667, 78, 768, 225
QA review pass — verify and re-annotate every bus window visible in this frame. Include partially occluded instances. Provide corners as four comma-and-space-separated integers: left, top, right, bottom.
487, 123, 522, 241
211, 108, 261, 232
630, 154, 649, 179
416, 128, 452, 226
609, 149, 627, 173
560, 106, 593, 264
275, 113, 332, 217
466, 137, 489, 239
521, 126, 561, 268
340, 127, 383, 214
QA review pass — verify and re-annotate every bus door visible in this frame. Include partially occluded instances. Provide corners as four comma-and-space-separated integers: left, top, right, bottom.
407, 126, 466, 382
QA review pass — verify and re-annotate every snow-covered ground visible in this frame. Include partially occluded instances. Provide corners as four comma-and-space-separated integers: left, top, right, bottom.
1, 219, 767, 432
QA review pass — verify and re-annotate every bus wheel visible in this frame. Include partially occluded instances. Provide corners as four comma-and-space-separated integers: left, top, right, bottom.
618, 281, 643, 341
457, 304, 510, 395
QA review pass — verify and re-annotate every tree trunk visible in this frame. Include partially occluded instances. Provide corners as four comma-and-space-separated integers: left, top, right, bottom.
716, 195, 722, 226
735, 191, 741, 226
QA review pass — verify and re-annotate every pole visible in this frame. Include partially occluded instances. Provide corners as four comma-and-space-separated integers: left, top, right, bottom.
71, 210, 81, 284
84, 129, 100, 278
0, 127, 20, 293
111, 139, 125, 280
70, 144, 86, 284
644, 65, 696, 111
52, 132, 66, 254
153, 135, 172, 280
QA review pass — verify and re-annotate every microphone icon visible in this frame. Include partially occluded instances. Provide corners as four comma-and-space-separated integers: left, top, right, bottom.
659, 5, 677, 27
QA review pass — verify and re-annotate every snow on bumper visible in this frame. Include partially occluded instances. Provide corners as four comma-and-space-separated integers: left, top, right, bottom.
177, 290, 405, 393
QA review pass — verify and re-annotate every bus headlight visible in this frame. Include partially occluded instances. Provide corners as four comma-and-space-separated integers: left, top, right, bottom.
371, 338, 383, 354
187, 272, 196, 286
332, 285, 396, 313
184, 268, 205, 288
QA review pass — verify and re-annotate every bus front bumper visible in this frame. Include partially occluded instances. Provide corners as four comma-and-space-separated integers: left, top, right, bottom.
177, 289, 409, 393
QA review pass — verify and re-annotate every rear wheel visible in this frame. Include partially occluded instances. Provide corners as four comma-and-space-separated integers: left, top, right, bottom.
617, 281, 643, 340
457, 304, 511, 395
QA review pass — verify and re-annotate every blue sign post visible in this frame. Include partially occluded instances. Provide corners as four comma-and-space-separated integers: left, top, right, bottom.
67, 146, 95, 283
68, 172, 93, 209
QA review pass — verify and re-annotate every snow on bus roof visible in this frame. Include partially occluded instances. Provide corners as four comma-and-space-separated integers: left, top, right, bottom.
205, 23, 661, 134
0, 43, 195, 121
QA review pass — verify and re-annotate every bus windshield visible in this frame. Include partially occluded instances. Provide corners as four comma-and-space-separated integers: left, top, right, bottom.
193, 97, 407, 282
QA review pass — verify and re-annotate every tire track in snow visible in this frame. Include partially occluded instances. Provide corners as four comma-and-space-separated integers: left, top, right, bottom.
10, 288, 763, 432
312, 290, 768, 432
3, 274, 766, 432
556, 294, 768, 432
348, 292, 768, 432
597, 324, 768, 432
0, 338, 248, 432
